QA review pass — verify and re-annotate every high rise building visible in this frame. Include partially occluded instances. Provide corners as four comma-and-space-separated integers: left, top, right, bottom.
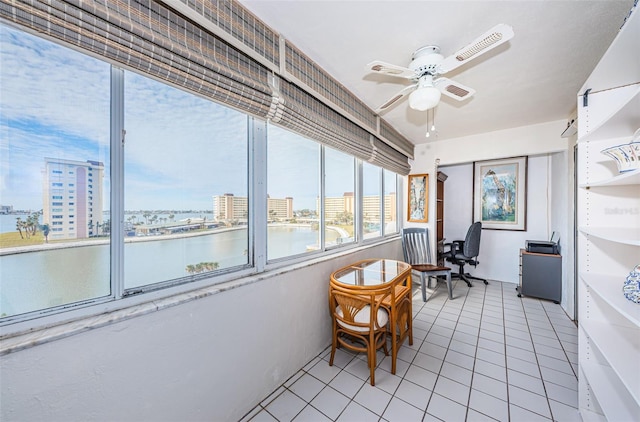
213, 194, 293, 221
42, 158, 104, 240
322, 192, 396, 222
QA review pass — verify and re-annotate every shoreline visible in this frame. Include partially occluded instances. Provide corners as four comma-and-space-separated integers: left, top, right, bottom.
0, 224, 349, 256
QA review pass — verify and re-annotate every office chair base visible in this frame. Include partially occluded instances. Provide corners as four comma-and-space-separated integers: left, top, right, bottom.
451, 272, 488, 287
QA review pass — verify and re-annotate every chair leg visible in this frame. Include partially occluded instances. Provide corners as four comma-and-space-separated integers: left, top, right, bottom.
465, 273, 489, 285
445, 271, 453, 300
420, 272, 427, 302
368, 333, 376, 386
329, 324, 337, 366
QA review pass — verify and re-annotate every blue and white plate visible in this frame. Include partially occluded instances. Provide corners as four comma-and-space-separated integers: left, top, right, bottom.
623, 265, 640, 304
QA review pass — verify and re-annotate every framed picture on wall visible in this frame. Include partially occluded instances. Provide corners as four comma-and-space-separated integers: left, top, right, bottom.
473, 156, 527, 231
408, 173, 428, 223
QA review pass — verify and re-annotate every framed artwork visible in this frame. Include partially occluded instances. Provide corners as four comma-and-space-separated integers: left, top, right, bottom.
408, 174, 428, 223
473, 156, 527, 231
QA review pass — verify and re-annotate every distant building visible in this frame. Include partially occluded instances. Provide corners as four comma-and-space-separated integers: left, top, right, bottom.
213, 194, 293, 220
324, 192, 354, 220
0, 205, 13, 214
322, 192, 396, 222
268, 196, 293, 220
42, 158, 104, 240
213, 193, 248, 221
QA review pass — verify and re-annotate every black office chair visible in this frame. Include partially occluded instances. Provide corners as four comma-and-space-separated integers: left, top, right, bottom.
443, 222, 488, 287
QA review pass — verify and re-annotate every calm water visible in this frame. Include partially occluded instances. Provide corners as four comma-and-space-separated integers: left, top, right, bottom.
0, 222, 335, 317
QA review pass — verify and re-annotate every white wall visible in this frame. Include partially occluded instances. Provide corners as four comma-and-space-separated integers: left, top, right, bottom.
440, 155, 553, 284
1, 241, 403, 421
407, 120, 575, 313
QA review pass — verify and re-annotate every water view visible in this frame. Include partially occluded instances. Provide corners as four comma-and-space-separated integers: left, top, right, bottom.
0, 213, 340, 318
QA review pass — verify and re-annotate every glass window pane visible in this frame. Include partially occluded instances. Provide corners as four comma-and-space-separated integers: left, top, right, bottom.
362, 162, 382, 239
384, 170, 398, 235
324, 147, 355, 246
124, 71, 248, 289
267, 125, 320, 260
0, 25, 111, 317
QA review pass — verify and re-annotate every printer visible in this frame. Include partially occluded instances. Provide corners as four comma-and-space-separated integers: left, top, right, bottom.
526, 240, 559, 254
526, 232, 560, 254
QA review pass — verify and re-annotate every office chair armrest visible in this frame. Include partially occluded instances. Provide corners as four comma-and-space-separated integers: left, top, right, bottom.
443, 240, 464, 256
451, 240, 464, 254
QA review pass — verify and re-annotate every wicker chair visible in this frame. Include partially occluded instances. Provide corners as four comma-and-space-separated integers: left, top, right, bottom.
329, 285, 390, 386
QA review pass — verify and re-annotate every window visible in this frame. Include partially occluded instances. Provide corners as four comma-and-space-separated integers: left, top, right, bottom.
267, 124, 320, 260
123, 70, 249, 289
0, 21, 402, 325
324, 147, 356, 247
384, 170, 398, 235
0, 24, 111, 318
362, 162, 382, 239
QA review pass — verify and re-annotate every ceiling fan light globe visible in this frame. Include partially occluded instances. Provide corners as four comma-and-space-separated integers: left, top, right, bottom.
409, 87, 441, 111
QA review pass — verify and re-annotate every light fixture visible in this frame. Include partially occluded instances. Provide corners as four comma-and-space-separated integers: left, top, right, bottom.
409, 75, 441, 111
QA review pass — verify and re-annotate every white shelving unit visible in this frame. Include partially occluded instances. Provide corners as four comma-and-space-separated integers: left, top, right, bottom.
576, 6, 640, 421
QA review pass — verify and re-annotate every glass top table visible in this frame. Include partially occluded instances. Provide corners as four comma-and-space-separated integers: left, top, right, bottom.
331, 259, 412, 288
329, 258, 413, 376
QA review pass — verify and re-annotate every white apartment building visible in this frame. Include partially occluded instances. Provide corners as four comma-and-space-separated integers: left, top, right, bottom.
213, 193, 293, 220
323, 192, 397, 222
42, 158, 104, 240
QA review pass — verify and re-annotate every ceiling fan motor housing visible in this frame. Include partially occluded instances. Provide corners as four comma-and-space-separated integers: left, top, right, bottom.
409, 45, 444, 77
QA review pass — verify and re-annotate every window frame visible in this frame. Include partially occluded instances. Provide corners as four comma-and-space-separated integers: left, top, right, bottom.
0, 24, 403, 331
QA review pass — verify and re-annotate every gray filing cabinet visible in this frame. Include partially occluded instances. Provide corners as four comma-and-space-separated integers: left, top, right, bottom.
518, 249, 561, 303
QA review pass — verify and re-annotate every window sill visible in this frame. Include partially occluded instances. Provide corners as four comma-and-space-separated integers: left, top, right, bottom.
0, 235, 400, 355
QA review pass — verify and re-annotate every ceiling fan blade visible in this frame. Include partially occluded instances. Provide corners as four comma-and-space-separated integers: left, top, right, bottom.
437, 24, 514, 74
366, 60, 416, 79
434, 77, 475, 101
375, 84, 417, 113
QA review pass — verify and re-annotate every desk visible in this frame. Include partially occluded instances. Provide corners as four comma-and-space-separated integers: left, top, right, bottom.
330, 259, 413, 375
518, 249, 562, 303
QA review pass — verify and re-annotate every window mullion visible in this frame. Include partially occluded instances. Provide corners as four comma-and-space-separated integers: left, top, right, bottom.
251, 117, 267, 272
319, 146, 326, 250
355, 159, 363, 244
380, 168, 385, 236
110, 66, 125, 299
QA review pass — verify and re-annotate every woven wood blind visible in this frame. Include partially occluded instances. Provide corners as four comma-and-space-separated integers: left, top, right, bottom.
1, 0, 413, 174
271, 77, 411, 175
0, 0, 274, 118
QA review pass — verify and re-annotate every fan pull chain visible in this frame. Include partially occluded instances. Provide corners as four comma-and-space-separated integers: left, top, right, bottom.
425, 108, 437, 138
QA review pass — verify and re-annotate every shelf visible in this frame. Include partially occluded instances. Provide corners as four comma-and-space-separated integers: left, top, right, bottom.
580, 273, 640, 327
579, 6, 640, 95
578, 227, 640, 246
583, 320, 640, 404
579, 168, 640, 188
578, 84, 640, 143
581, 357, 640, 421
561, 119, 578, 138
577, 8, 639, 421
578, 407, 607, 422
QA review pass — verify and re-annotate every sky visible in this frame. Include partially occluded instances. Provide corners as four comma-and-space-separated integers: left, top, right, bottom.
1, 24, 385, 212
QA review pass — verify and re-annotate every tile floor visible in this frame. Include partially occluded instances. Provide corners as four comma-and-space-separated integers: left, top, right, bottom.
241, 278, 582, 422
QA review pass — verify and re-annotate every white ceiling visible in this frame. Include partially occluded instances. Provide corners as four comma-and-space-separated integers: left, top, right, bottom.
239, 0, 635, 144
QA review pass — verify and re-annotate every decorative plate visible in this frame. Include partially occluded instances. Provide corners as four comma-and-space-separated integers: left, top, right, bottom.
623, 264, 640, 304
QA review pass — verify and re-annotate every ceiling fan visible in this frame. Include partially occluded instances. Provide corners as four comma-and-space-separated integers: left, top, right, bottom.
366, 24, 514, 113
